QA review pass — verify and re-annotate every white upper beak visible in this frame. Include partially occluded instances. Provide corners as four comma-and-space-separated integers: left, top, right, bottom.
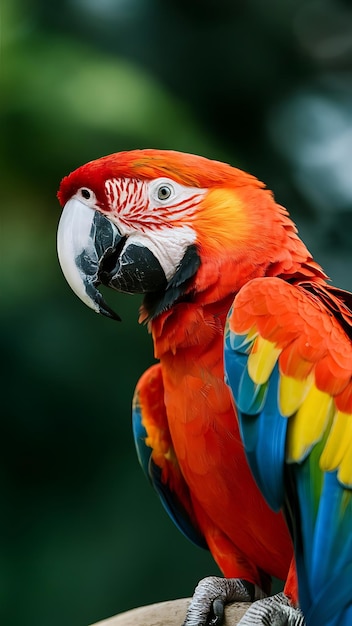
57, 197, 122, 319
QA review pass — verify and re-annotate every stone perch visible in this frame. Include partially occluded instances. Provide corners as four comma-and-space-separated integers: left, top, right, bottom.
92, 598, 251, 626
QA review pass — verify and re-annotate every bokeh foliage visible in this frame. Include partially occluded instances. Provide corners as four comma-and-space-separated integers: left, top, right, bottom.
2, 1, 351, 625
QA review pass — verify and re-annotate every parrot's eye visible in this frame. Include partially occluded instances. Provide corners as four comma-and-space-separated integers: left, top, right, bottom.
149, 177, 202, 208
157, 184, 173, 201
80, 188, 92, 199
77, 187, 97, 206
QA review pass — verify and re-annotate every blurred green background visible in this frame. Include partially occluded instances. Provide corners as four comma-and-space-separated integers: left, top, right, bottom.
2, 1, 352, 625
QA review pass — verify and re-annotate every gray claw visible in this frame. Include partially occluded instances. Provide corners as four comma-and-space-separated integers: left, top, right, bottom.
209, 598, 224, 625
183, 576, 266, 626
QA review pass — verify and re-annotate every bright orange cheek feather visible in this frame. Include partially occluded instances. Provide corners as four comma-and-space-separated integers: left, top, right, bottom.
189, 188, 252, 255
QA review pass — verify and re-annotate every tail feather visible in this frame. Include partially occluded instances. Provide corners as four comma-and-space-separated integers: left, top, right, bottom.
311, 475, 352, 594
293, 458, 352, 625
305, 563, 352, 626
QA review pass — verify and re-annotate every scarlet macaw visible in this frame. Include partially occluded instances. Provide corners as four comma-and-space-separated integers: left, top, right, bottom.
56, 149, 351, 626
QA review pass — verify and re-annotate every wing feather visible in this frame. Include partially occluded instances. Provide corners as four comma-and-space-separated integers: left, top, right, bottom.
225, 276, 352, 622
226, 276, 352, 488
132, 363, 207, 549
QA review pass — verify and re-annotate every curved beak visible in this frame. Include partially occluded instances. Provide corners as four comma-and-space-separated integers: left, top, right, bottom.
57, 198, 122, 320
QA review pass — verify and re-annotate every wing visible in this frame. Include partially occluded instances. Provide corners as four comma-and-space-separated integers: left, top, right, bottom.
224, 277, 352, 623
132, 363, 208, 550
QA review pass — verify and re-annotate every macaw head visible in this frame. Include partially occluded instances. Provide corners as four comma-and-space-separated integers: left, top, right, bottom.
57, 149, 322, 321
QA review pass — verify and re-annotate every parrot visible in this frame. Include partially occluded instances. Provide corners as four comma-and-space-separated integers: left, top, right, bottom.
56, 148, 352, 626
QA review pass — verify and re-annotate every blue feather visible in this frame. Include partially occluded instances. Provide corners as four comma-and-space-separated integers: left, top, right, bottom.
132, 401, 152, 478
225, 329, 287, 512
148, 459, 208, 549
294, 459, 352, 626
237, 367, 269, 417
305, 561, 352, 626
132, 399, 207, 550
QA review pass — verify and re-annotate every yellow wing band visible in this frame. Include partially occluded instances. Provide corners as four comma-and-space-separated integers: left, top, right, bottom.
279, 374, 314, 417
242, 327, 352, 487
248, 336, 281, 384
320, 411, 352, 486
286, 386, 334, 462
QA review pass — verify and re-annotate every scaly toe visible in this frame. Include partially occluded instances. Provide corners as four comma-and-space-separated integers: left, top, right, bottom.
238, 593, 305, 626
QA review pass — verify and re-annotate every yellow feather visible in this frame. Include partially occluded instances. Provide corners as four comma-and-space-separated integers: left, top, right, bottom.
247, 336, 281, 385
247, 327, 259, 342
279, 374, 314, 417
287, 385, 334, 462
320, 411, 352, 486
338, 457, 352, 490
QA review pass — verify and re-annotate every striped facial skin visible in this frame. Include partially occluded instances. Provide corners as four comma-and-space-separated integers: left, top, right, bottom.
100, 176, 206, 280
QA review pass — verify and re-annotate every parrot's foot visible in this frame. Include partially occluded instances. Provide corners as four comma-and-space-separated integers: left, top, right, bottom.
238, 592, 305, 626
183, 576, 266, 626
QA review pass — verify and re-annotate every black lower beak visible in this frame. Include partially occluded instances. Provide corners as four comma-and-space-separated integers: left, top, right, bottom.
99, 243, 167, 295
